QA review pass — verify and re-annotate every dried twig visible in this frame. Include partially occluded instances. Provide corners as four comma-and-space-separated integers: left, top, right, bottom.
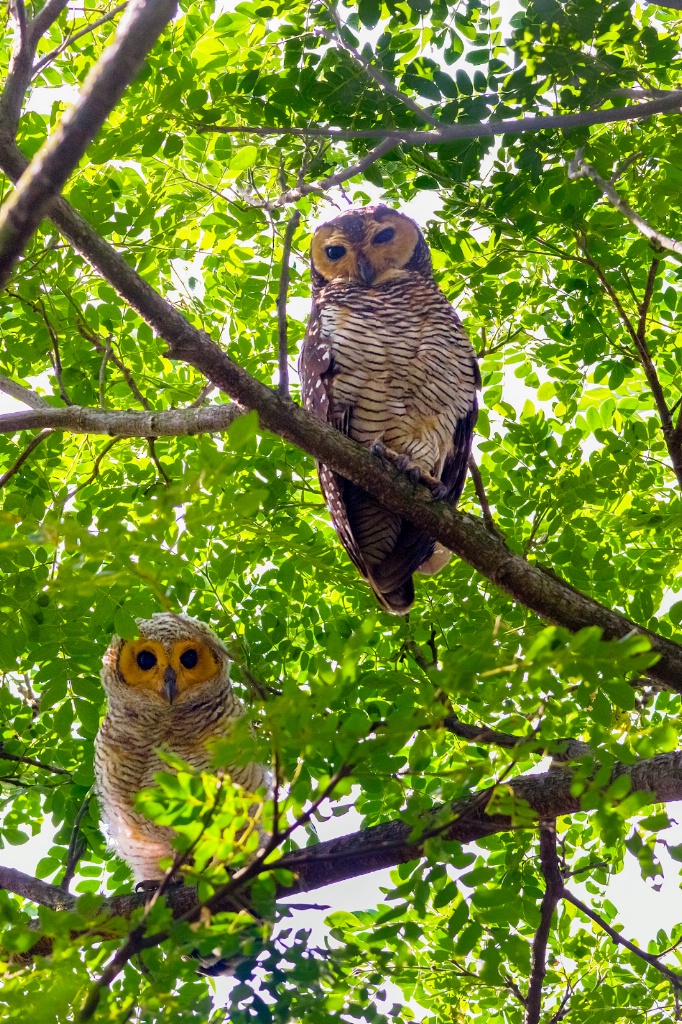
275, 209, 301, 397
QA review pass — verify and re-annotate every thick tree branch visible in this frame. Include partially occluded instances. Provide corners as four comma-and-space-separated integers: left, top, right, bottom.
275, 209, 300, 398
0, 403, 241, 436
11, 749, 682, 957
32, 2, 129, 78
198, 91, 682, 145
0, 0, 177, 288
525, 821, 564, 1024
568, 149, 682, 256
0, 373, 50, 409
0, 0, 71, 141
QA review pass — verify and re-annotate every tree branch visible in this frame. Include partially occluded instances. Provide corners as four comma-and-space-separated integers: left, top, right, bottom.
563, 889, 682, 993
0, 0, 177, 288
197, 91, 682, 146
467, 454, 501, 535
275, 208, 300, 398
267, 137, 398, 209
0, 403, 241, 436
12, 749, 682, 958
0, 427, 52, 487
568, 149, 682, 257
317, 3, 441, 127
0, 741, 69, 775
0, 373, 50, 409
525, 821, 564, 1024
32, 2, 129, 78
442, 716, 591, 761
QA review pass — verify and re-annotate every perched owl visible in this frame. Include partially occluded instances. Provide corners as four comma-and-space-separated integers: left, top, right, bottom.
95, 613, 268, 885
299, 205, 480, 614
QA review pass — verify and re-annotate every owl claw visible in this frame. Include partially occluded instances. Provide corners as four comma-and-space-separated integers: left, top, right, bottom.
135, 877, 184, 894
369, 442, 447, 498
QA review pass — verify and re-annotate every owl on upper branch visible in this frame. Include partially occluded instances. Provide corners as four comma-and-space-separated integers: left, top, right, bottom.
95, 613, 268, 885
299, 205, 480, 615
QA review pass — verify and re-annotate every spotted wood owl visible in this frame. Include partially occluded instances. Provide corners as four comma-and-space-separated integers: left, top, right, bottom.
299, 205, 480, 614
95, 613, 268, 884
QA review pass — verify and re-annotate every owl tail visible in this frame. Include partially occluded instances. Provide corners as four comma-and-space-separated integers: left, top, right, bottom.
371, 577, 415, 615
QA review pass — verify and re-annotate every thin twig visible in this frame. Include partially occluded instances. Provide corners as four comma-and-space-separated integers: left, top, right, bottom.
0, 741, 69, 775
98, 341, 112, 407
525, 820, 564, 1024
64, 436, 121, 501
188, 382, 215, 407
568, 149, 682, 256
32, 2, 129, 77
60, 790, 93, 891
80, 328, 150, 409
318, 4, 440, 127
275, 209, 301, 397
467, 455, 501, 535
0, 428, 52, 487
147, 437, 170, 486
564, 889, 682, 993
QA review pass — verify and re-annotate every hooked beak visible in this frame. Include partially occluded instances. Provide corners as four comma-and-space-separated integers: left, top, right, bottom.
163, 666, 177, 704
356, 251, 375, 287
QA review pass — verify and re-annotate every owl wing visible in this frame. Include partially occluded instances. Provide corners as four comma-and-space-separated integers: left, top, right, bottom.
299, 303, 369, 580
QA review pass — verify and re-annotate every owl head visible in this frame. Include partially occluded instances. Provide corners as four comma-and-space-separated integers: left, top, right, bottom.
101, 612, 230, 707
310, 205, 432, 291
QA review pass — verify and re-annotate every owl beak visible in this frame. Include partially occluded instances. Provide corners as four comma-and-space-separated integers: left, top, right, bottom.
163, 666, 177, 704
356, 252, 375, 287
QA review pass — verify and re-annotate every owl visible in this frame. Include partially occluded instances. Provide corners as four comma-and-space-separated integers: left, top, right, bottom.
95, 613, 268, 885
299, 205, 480, 614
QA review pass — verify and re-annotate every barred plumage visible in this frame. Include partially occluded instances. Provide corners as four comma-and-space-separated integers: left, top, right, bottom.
95, 613, 268, 883
299, 205, 480, 614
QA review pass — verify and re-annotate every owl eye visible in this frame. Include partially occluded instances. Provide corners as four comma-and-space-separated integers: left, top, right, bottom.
325, 245, 346, 260
136, 650, 157, 671
180, 648, 199, 669
373, 227, 395, 245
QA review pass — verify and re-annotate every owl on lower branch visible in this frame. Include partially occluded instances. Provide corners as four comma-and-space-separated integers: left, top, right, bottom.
299, 205, 480, 614
95, 613, 268, 885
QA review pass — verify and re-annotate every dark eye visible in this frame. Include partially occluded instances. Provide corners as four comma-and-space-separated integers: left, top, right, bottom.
180, 648, 198, 669
324, 245, 346, 260
136, 650, 157, 671
373, 227, 395, 245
